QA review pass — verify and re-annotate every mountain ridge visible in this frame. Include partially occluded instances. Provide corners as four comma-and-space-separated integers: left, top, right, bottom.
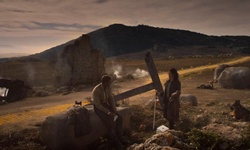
3, 24, 250, 61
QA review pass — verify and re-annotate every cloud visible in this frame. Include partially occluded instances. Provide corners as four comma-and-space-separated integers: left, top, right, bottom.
0, 21, 102, 38
29, 22, 101, 31
1, 21, 100, 32
7, 9, 34, 13
95, 0, 109, 4
0, 44, 23, 53
0, 0, 250, 55
0, 44, 13, 48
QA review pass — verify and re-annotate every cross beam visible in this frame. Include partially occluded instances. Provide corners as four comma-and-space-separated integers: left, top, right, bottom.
114, 52, 164, 107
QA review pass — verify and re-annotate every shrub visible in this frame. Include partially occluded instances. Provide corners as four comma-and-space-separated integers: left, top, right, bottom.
187, 128, 224, 150
235, 124, 250, 149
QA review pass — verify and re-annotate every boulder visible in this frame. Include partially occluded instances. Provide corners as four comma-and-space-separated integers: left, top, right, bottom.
39, 106, 131, 150
202, 123, 244, 142
213, 64, 230, 83
180, 94, 198, 106
218, 67, 250, 89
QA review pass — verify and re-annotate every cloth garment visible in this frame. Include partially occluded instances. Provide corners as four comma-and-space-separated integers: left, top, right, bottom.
163, 79, 181, 121
92, 83, 117, 114
92, 82, 124, 149
67, 105, 91, 138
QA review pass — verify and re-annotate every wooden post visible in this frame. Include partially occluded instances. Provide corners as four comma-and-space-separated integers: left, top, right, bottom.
114, 52, 164, 107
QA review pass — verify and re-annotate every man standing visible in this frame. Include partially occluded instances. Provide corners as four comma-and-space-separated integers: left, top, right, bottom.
92, 75, 124, 149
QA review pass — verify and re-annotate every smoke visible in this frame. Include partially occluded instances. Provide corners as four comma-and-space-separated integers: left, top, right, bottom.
133, 68, 149, 78
24, 64, 35, 84
111, 64, 149, 79
112, 65, 123, 78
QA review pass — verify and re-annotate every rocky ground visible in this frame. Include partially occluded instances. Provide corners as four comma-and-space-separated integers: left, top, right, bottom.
0, 58, 250, 150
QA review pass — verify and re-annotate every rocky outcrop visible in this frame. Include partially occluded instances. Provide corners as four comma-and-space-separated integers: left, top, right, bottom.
55, 35, 105, 86
39, 106, 131, 150
127, 130, 192, 150
203, 123, 245, 142
218, 67, 250, 89
180, 94, 198, 106
213, 64, 250, 89
213, 64, 230, 83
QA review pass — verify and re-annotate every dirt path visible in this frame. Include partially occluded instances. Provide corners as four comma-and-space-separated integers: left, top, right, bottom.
157, 56, 250, 83
0, 56, 249, 129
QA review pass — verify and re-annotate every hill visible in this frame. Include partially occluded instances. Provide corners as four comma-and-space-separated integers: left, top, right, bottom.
0, 53, 30, 59
3, 24, 250, 61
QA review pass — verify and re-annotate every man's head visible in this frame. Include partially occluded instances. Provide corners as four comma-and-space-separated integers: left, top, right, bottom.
101, 75, 112, 88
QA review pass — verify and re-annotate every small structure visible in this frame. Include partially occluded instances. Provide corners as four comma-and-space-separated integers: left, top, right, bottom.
0, 79, 28, 103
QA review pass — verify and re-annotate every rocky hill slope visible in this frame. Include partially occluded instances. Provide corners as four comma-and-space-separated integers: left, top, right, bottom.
2, 24, 250, 62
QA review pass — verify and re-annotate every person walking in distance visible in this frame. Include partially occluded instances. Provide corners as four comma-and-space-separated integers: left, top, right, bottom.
92, 75, 124, 149
163, 68, 181, 129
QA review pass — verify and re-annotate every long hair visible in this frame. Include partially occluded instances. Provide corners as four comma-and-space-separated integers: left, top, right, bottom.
169, 68, 179, 81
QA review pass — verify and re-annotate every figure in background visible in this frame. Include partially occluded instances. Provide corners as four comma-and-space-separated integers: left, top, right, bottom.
92, 75, 124, 150
163, 68, 181, 129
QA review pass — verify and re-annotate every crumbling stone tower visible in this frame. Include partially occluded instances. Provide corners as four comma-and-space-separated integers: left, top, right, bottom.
55, 34, 105, 86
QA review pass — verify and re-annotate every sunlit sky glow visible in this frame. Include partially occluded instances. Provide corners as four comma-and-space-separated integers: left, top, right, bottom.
0, 0, 250, 56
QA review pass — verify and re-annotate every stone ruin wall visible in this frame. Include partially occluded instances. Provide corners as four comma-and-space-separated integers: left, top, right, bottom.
55, 34, 105, 87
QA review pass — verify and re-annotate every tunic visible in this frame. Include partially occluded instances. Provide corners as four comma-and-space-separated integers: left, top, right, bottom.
92, 83, 117, 114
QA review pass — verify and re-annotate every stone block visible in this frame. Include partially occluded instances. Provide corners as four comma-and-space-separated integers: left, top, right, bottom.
39, 106, 131, 150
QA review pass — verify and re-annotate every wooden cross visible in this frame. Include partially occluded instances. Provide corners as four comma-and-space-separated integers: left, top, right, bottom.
114, 52, 164, 107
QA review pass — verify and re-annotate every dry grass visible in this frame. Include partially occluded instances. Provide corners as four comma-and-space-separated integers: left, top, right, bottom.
0, 55, 249, 149
105, 56, 239, 74
0, 55, 238, 87
0, 61, 55, 87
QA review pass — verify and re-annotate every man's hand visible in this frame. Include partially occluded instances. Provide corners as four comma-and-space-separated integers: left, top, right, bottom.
169, 97, 175, 102
156, 91, 164, 97
171, 91, 180, 98
108, 111, 116, 117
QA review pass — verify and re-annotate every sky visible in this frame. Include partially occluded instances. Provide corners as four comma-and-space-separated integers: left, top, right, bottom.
0, 0, 250, 56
